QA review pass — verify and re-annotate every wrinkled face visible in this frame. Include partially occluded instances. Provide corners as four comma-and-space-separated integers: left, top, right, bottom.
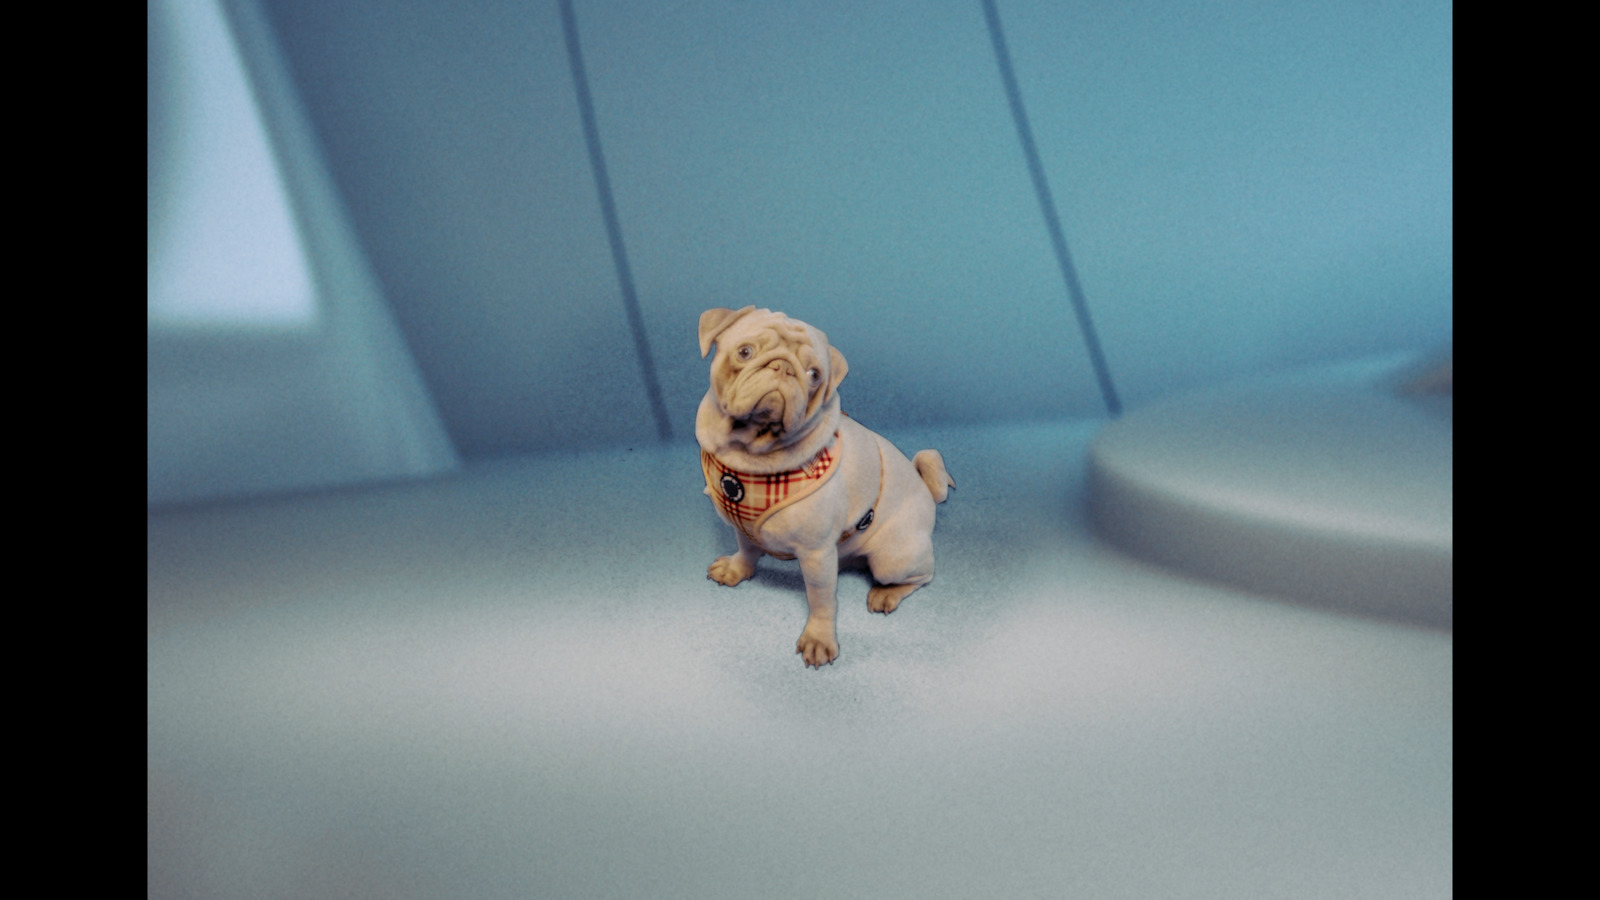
707, 312, 843, 453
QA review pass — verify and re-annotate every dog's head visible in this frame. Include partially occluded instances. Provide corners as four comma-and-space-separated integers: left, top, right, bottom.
699, 306, 848, 455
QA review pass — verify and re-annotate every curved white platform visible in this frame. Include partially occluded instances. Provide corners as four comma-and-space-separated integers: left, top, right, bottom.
1089, 353, 1452, 627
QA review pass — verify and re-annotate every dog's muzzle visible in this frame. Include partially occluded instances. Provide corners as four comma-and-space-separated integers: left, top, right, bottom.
741, 390, 786, 431
725, 357, 803, 436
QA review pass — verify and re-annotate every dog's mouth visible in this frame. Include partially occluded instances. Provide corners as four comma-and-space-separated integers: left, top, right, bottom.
727, 388, 791, 443
732, 417, 786, 440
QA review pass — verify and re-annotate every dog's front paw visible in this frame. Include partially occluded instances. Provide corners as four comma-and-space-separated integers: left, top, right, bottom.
796, 620, 838, 668
708, 555, 756, 586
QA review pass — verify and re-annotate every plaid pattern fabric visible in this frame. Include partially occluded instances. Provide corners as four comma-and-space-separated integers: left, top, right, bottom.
702, 433, 840, 555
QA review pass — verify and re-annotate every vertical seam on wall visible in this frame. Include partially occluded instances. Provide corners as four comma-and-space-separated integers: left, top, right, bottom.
981, 0, 1123, 417
560, 0, 674, 441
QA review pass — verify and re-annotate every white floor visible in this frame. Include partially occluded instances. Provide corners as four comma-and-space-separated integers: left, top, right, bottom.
148, 418, 1452, 899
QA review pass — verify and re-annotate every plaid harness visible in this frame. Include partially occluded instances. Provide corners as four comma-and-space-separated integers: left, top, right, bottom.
701, 430, 884, 559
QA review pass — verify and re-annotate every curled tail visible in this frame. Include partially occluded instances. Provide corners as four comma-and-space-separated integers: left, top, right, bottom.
912, 450, 955, 503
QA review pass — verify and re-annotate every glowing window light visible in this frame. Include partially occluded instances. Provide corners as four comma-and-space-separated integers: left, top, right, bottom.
148, 0, 315, 329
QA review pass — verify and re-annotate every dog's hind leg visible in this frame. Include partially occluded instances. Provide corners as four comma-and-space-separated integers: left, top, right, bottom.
865, 535, 935, 614
866, 576, 929, 614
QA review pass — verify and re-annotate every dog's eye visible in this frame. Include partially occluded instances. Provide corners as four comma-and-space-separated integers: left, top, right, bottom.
807, 367, 821, 383
736, 345, 755, 362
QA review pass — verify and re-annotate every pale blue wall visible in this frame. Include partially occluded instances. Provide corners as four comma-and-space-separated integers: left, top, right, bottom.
196, 0, 1453, 461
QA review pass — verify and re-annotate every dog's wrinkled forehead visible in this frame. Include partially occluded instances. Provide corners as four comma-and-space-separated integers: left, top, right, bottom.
760, 318, 813, 349
700, 306, 824, 359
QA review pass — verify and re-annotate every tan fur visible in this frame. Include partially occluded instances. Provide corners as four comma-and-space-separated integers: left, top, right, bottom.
697, 308, 954, 667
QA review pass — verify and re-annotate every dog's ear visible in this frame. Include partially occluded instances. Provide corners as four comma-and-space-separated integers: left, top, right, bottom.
826, 344, 848, 399
699, 306, 757, 358
806, 342, 849, 419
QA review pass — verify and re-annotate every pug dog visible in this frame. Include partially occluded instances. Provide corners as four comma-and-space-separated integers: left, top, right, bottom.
697, 307, 954, 667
